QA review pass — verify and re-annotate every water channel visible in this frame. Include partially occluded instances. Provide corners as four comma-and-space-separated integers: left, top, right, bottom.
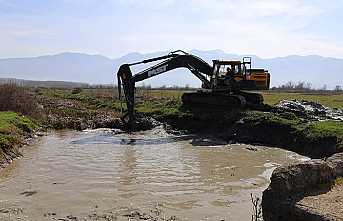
0, 127, 309, 220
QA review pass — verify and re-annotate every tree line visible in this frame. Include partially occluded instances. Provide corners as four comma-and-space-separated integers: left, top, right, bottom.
271, 81, 342, 92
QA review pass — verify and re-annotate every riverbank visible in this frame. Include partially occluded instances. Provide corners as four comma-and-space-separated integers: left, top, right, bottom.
37, 88, 343, 158
0, 111, 38, 168
262, 152, 343, 221
141, 102, 343, 158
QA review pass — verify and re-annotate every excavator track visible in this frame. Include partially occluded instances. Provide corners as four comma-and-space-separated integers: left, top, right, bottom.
182, 92, 246, 108
235, 91, 264, 106
181, 91, 263, 109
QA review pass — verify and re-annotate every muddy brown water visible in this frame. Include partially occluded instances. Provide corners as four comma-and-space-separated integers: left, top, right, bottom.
0, 127, 309, 221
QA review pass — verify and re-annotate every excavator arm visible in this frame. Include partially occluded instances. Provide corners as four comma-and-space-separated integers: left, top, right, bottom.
117, 51, 213, 127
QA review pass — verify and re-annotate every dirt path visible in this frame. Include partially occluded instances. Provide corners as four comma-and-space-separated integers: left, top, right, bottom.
296, 184, 343, 221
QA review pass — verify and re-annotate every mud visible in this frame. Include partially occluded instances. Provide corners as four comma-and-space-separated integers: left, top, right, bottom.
275, 100, 343, 121
0, 133, 38, 170
37, 95, 124, 131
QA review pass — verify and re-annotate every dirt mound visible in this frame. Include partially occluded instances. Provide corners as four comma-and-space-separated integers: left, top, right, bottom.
276, 100, 343, 121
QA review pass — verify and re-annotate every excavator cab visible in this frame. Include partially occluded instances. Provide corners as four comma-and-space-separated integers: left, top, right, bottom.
211, 57, 270, 91
211, 60, 242, 89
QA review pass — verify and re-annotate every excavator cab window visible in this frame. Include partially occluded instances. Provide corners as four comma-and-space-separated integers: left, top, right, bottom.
213, 64, 235, 77
219, 65, 229, 77
212, 61, 244, 84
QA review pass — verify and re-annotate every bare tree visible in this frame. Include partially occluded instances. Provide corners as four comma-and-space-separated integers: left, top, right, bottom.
251, 193, 263, 221
334, 85, 342, 91
276, 81, 312, 91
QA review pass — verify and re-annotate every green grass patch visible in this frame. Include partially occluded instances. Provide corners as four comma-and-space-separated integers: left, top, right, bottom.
0, 111, 38, 147
304, 121, 343, 151
308, 121, 343, 137
0, 112, 37, 133
136, 100, 181, 116
242, 111, 302, 126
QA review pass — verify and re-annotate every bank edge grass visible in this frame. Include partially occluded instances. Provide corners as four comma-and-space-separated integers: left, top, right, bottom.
241, 111, 343, 152
305, 121, 343, 151
0, 111, 37, 147
136, 99, 181, 116
137, 99, 342, 147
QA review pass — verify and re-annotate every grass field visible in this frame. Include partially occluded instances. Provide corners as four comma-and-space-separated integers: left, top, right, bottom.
39, 88, 343, 112
137, 89, 343, 109
132, 89, 343, 109
262, 91, 343, 109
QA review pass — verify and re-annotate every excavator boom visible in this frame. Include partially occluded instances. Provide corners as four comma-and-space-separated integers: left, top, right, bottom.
117, 51, 214, 127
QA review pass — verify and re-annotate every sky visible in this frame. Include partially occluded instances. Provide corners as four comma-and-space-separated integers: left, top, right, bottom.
1, 0, 343, 59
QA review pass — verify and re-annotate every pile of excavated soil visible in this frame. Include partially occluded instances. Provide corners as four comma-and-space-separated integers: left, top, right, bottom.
276, 100, 343, 121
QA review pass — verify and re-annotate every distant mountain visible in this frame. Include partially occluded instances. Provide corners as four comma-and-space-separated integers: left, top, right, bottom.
0, 52, 114, 84
0, 50, 342, 89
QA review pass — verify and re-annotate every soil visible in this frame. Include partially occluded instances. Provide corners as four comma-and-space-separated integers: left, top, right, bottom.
295, 185, 343, 221
37, 95, 124, 130
262, 152, 343, 221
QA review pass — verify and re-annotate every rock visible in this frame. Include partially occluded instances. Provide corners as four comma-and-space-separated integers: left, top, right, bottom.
327, 152, 343, 177
263, 152, 343, 221
262, 160, 335, 221
246, 146, 258, 151
267, 160, 334, 197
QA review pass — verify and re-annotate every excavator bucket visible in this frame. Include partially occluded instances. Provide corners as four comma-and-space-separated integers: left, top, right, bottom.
117, 64, 135, 128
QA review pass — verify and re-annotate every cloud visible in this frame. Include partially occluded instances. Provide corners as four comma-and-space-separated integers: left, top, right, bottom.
0, 0, 342, 58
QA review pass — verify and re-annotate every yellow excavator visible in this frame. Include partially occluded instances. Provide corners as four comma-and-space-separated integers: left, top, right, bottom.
117, 50, 270, 126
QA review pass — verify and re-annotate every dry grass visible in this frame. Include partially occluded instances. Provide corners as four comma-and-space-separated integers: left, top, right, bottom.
0, 83, 38, 116
334, 177, 343, 186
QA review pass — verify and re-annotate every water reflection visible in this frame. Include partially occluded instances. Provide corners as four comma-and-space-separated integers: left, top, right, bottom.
71, 134, 195, 146
118, 146, 137, 187
120, 138, 136, 145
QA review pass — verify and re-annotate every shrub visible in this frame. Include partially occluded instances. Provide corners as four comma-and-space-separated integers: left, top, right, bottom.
71, 87, 82, 94
0, 83, 37, 116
